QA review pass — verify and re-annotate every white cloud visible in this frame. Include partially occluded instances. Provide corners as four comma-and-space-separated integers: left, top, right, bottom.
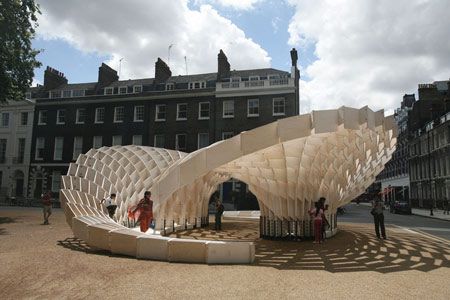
287, 0, 450, 114
36, 0, 270, 81
194, 0, 263, 10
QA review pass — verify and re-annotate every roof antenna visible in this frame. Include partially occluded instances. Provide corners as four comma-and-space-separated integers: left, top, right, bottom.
168, 44, 174, 66
184, 56, 188, 76
118, 58, 123, 78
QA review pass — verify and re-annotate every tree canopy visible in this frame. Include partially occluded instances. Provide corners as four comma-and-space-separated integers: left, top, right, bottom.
0, 0, 41, 102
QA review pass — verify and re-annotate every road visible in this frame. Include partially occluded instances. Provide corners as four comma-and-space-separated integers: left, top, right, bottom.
338, 203, 450, 241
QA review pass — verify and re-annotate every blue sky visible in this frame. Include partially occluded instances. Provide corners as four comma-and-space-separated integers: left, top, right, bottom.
33, 0, 450, 113
33, 0, 315, 84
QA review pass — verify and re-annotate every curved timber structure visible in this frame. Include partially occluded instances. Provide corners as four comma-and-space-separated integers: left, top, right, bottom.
60, 106, 397, 262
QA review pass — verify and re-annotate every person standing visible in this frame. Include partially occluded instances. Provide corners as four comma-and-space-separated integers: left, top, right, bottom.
372, 195, 387, 239
101, 193, 117, 218
309, 202, 324, 243
133, 191, 153, 233
41, 191, 52, 225
215, 199, 224, 231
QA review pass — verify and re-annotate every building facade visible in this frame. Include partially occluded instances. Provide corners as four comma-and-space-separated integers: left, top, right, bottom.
408, 80, 450, 208
0, 99, 35, 200
376, 94, 415, 203
28, 49, 300, 202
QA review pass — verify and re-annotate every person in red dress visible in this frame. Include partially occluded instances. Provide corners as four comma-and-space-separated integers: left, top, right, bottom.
132, 191, 153, 232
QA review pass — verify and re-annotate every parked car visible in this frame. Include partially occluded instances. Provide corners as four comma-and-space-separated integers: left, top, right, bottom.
393, 201, 412, 214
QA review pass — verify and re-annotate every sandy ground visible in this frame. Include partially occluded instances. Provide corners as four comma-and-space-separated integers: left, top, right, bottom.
1, 207, 449, 300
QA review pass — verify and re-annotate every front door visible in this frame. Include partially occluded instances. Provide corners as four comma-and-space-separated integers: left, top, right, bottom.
34, 179, 43, 199
15, 178, 24, 196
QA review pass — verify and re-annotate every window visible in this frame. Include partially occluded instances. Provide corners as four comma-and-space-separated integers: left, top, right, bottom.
76, 108, 86, 124
198, 133, 209, 149
177, 103, 187, 120
56, 109, 65, 124
20, 112, 28, 126
166, 83, 174, 91
114, 106, 124, 123
0, 139, 6, 163
189, 81, 206, 89
38, 111, 47, 125
175, 134, 187, 151
72, 89, 85, 97
247, 99, 259, 117
95, 107, 105, 123
62, 90, 72, 98
268, 74, 280, 80
51, 171, 62, 192
133, 85, 142, 93
35, 137, 45, 160
223, 100, 234, 118
273, 98, 285, 116
222, 132, 234, 140
155, 105, 166, 121
93, 136, 102, 149
119, 86, 128, 94
50, 90, 61, 98
249, 76, 259, 81
17, 138, 25, 163
198, 102, 210, 120
1, 113, 9, 127
104, 87, 114, 95
73, 136, 83, 159
154, 134, 165, 148
25, 92, 31, 99
134, 105, 144, 122
112, 135, 122, 146
132, 135, 142, 145
54, 137, 64, 160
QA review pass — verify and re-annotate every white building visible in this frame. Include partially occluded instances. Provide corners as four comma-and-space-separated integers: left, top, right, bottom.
0, 99, 35, 199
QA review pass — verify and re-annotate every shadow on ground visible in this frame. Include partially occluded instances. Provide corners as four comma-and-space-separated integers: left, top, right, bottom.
254, 224, 450, 273
57, 237, 110, 256
170, 220, 450, 273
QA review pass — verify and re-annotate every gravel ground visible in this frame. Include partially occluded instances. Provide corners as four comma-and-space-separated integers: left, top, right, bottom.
1, 207, 449, 300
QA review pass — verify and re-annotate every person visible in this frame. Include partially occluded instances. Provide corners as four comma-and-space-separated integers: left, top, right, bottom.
309, 202, 324, 243
444, 199, 450, 215
318, 197, 329, 242
101, 193, 117, 218
132, 191, 153, 233
372, 195, 387, 239
41, 191, 52, 225
215, 199, 224, 231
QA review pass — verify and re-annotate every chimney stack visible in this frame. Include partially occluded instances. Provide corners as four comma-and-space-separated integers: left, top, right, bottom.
154, 58, 172, 84
217, 49, 230, 81
43, 66, 68, 90
97, 63, 119, 89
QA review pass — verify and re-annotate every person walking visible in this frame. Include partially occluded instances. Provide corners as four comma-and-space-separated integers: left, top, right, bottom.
309, 202, 324, 243
444, 199, 450, 215
371, 195, 387, 240
101, 193, 117, 218
41, 191, 52, 225
215, 199, 224, 231
132, 191, 153, 233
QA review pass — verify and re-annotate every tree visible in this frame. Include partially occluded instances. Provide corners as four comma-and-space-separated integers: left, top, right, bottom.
0, 0, 41, 102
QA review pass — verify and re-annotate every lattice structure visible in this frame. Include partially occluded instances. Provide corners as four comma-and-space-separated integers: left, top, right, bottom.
61, 106, 397, 239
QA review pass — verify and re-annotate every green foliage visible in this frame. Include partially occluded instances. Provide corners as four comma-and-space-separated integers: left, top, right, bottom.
0, 0, 41, 102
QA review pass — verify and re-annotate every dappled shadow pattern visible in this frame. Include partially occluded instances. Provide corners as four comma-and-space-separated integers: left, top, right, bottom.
0, 217, 19, 224
167, 219, 259, 241
254, 224, 450, 273
57, 237, 109, 255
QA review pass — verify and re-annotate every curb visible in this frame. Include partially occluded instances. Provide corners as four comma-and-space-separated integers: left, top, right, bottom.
411, 212, 450, 222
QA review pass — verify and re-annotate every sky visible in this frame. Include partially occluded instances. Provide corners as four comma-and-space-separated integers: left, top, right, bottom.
32, 0, 450, 114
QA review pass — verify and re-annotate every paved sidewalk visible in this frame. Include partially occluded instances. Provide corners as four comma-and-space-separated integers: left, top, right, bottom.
412, 208, 450, 222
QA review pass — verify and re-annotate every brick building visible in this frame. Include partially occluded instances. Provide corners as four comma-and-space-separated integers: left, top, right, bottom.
27, 49, 300, 204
